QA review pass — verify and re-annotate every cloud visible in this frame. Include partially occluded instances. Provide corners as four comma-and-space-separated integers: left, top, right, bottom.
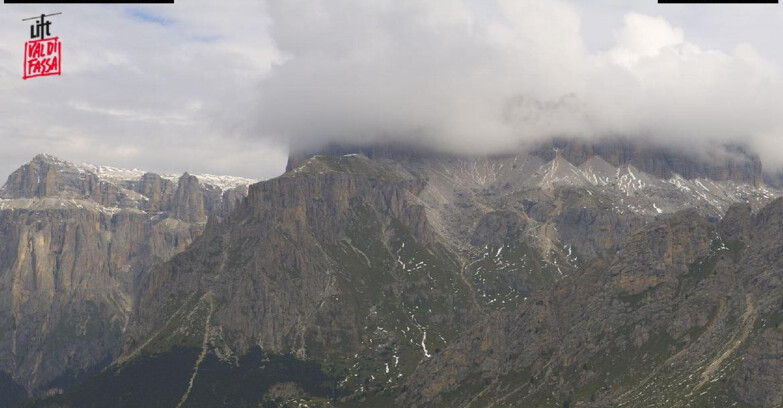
609, 13, 684, 67
253, 0, 783, 170
0, 2, 286, 179
1, 0, 782, 179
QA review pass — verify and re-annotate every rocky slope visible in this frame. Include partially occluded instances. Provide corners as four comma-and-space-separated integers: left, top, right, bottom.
0, 154, 257, 404
17, 142, 783, 408
400, 200, 783, 407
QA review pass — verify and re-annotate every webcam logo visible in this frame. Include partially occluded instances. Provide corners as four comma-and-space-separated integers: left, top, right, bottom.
23, 13, 61, 80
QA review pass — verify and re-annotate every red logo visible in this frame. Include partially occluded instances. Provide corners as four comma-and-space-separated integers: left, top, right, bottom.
22, 13, 61, 80
24, 37, 61, 80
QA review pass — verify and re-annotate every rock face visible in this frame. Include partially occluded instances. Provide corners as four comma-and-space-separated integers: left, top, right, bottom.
14, 142, 783, 408
125, 155, 477, 400
531, 138, 764, 186
1, 155, 252, 219
399, 199, 783, 408
288, 138, 764, 186
0, 154, 257, 402
763, 168, 783, 189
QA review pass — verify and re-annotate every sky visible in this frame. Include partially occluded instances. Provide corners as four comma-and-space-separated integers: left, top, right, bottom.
1, 0, 783, 180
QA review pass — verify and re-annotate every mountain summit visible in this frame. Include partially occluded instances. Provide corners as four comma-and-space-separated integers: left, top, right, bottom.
0, 155, 259, 404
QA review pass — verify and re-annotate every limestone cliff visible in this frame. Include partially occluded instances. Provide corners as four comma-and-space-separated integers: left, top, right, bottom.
0, 154, 257, 401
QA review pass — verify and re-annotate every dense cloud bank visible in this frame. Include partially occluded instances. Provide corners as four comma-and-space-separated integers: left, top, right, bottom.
255, 0, 783, 168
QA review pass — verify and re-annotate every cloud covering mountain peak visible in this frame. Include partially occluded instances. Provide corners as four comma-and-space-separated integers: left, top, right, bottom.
254, 0, 783, 169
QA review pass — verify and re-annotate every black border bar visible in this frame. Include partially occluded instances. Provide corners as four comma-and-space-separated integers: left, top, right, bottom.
659, 0, 777, 3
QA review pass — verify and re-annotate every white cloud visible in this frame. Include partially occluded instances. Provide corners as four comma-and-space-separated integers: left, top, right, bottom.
609, 13, 684, 67
0, 2, 286, 179
252, 0, 783, 171
1, 0, 782, 179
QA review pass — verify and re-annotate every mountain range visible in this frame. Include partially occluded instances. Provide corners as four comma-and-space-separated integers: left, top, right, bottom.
0, 154, 258, 406
1, 139, 782, 407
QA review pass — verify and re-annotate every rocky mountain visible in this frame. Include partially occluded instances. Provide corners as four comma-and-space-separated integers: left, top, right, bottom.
0, 154, 258, 405
10, 141, 783, 408
288, 138, 765, 187
400, 201, 783, 407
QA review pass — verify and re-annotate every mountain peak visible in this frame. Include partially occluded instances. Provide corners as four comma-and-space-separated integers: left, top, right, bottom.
0, 153, 261, 223
31, 153, 66, 163
2, 154, 261, 199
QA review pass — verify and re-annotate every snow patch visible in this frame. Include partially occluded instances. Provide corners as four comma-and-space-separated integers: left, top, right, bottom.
421, 331, 431, 358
